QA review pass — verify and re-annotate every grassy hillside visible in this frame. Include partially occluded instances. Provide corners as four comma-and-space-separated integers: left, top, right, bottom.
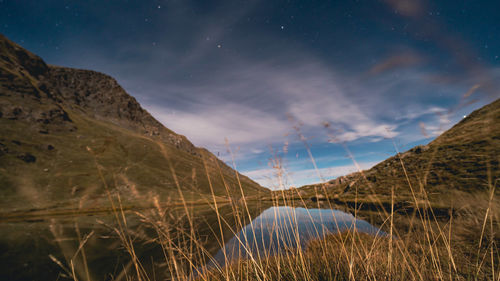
0, 34, 269, 212
222, 100, 500, 281
286, 98, 500, 207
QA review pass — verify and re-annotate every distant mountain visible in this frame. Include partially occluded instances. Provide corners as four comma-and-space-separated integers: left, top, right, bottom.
300, 98, 499, 202
0, 34, 268, 211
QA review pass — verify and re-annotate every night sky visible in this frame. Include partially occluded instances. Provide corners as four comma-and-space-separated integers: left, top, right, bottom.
1, 0, 499, 188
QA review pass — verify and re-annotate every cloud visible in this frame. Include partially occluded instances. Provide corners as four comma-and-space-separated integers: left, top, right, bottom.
46, 0, 490, 155
146, 102, 289, 148
381, 0, 500, 99
6, 0, 499, 190
382, 0, 425, 18
242, 161, 379, 189
143, 58, 404, 150
395, 106, 447, 121
418, 111, 452, 137
334, 124, 398, 142
369, 52, 424, 75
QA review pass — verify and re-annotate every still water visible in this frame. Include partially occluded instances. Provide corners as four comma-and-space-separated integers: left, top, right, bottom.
211, 206, 385, 267
0, 204, 383, 280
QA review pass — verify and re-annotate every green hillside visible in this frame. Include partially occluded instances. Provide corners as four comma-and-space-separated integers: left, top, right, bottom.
0, 34, 269, 212
294, 98, 499, 206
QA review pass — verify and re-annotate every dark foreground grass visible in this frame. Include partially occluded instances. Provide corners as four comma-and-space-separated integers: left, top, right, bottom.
31, 133, 498, 281
3, 99, 498, 281
201, 194, 498, 281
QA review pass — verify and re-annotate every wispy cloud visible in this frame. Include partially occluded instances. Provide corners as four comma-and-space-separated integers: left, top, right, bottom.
243, 161, 379, 189
369, 51, 424, 75
144, 57, 406, 150
17, 0, 497, 187
147, 102, 289, 148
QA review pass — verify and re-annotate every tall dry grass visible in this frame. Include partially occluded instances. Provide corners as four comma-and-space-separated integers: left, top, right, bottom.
39, 102, 499, 281
43, 133, 498, 281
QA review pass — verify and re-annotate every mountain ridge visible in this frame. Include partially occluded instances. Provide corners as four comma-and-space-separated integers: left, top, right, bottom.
295, 97, 499, 203
0, 34, 268, 211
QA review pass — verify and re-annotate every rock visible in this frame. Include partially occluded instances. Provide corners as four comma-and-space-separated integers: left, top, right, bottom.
17, 153, 36, 163
0, 143, 8, 156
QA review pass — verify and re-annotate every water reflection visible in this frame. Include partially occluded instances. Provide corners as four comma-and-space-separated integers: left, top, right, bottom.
212, 206, 384, 267
0, 203, 266, 281
0, 204, 383, 280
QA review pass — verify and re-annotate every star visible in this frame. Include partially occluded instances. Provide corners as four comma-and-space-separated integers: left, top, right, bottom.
217, 44, 221, 48
281, 25, 285, 30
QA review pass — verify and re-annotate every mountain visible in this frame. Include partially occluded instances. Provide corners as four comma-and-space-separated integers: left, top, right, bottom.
0, 34, 268, 211
298, 98, 499, 204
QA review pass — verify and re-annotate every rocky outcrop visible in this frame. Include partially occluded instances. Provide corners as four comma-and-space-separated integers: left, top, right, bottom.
0, 33, 197, 154
44, 66, 199, 154
0, 33, 268, 210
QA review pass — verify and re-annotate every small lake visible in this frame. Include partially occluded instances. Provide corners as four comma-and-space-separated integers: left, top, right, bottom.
0, 204, 384, 280
210, 206, 385, 268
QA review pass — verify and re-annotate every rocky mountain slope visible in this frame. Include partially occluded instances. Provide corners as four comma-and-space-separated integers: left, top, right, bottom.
299, 98, 499, 203
0, 34, 268, 211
